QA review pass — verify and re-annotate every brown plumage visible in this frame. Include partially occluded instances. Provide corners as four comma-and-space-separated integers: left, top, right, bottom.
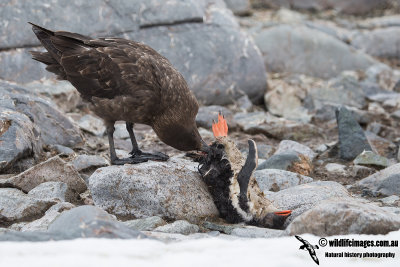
29, 22, 207, 164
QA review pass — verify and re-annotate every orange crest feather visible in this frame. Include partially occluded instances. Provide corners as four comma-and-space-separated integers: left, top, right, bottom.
212, 112, 228, 138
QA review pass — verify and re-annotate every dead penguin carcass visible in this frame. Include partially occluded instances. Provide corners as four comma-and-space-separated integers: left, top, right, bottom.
199, 114, 291, 229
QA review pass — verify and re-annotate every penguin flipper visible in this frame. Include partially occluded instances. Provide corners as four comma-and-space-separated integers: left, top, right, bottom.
237, 139, 257, 211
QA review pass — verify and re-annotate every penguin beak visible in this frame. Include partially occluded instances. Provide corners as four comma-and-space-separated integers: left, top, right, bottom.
274, 210, 292, 216
271, 210, 292, 229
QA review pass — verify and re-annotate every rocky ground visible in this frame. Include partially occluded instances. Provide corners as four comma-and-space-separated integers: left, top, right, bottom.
1, 0, 400, 246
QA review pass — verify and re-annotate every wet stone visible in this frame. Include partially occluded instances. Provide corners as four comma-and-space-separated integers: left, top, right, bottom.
154, 220, 200, 235
353, 151, 391, 168
123, 216, 166, 231
336, 106, 372, 161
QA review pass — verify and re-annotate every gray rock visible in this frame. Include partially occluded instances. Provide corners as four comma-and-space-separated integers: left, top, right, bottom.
254, 169, 313, 192
0, 1, 138, 49
304, 20, 352, 43
274, 8, 306, 24
355, 164, 400, 197
307, 73, 382, 112
231, 226, 287, 238
1, 1, 267, 105
315, 144, 328, 153
352, 28, 400, 59
256, 144, 275, 159
274, 140, 316, 161
250, 0, 291, 9
357, 15, 400, 29
367, 92, 400, 103
366, 122, 398, 141
381, 206, 400, 215
154, 220, 199, 235
398, 146, 400, 162
224, 0, 251, 15
254, 25, 375, 79
257, 152, 298, 170
251, 0, 391, 15
0, 231, 65, 242
196, 106, 237, 130
0, 48, 53, 83
127, 20, 267, 105
28, 181, 69, 202
236, 94, 254, 112
257, 152, 312, 175
19, 202, 75, 232
233, 111, 268, 130
287, 199, 400, 236
236, 114, 322, 142
380, 195, 400, 205
264, 80, 311, 122
353, 151, 391, 168
89, 157, 219, 223
0, 205, 147, 241
351, 165, 376, 178
22, 80, 81, 113
48, 206, 147, 240
394, 80, 400, 92
325, 163, 347, 175
123, 216, 166, 231
336, 106, 373, 161
0, 103, 40, 172
0, 81, 82, 148
261, 122, 321, 143
77, 114, 106, 136
365, 131, 397, 159
72, 154, 109, 172
50, 144, 75, 156
392, 110, 400, 120
0, 188, 55, 226
0, 83, 81, 171
113, 124, 130, 139
329, 0, 391, 15
0, 156, 87, 201
202, 221, 236, 234
136, 0, 204, 28
267, 181, 351, 226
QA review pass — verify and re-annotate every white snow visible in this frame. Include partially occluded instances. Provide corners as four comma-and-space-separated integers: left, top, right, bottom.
0, 230, 399, 267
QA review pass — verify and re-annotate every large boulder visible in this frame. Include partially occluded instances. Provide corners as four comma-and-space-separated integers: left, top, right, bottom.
352, 28, 400, 60
250, 0, 392, 15
287, 199, 400, 236
265, 181, 351, 226
0, 188, 55, 227
354, 163, 400, 197
0, 81, 82, 172
254, 25, 376, 79
0, 102, 41, 172
1, 84, 83, 147
254, 169, 313, 192
0, 0, 267, 105
89, 157, 219, 223
48, 206, 147, 239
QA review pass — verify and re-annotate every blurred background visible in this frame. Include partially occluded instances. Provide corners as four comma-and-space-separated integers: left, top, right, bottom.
1, 0, 400, 172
